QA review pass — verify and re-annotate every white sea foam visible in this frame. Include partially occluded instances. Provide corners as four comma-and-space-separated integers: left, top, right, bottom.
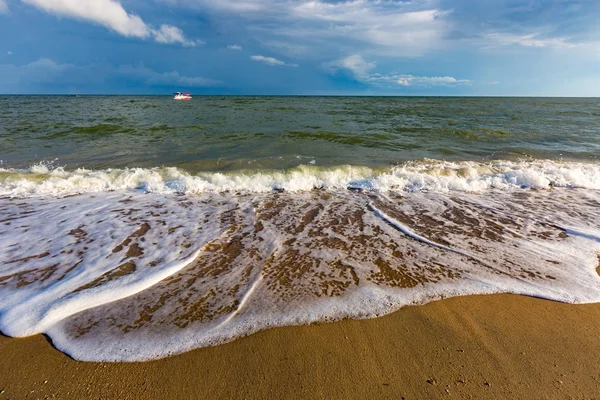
1, 159, 599, 197
0, 193, 227, 337
1, 184, 600, 361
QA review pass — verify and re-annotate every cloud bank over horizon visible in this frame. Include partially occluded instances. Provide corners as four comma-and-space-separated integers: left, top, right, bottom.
0, 0, 598, 95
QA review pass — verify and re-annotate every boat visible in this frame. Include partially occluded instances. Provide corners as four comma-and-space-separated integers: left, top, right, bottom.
173, 92, 192, 100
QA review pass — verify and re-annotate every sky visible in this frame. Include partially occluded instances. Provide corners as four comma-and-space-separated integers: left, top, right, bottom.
0, 0, 598, 95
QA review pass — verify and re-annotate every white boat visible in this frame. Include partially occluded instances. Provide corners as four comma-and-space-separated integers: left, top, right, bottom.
173, 92, 192, 100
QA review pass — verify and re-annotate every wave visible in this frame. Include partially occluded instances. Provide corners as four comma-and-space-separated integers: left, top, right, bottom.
0, 159, 599, 197
1, 185, 600, 361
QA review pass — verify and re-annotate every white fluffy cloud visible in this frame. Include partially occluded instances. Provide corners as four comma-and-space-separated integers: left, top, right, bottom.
328, 55, 376, 80
251, 55, 297, 67
21, 0, 150, 38
227, 44, 242, 50
329, 54, 471, 87
20, 0, 195, 45
0, 0, 8, 13
153, 25, 200, 46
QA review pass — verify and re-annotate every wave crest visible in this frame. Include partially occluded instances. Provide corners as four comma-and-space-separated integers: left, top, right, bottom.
1, 159, 599, 197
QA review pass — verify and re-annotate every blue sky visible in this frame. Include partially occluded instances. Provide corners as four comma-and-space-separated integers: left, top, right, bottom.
0, 0, 598, 95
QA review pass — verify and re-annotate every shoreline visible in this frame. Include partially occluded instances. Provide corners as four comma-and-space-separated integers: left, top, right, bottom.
2, 293, 600, 399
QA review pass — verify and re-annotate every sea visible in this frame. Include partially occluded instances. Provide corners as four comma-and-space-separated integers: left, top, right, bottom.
1, 95, 599, 361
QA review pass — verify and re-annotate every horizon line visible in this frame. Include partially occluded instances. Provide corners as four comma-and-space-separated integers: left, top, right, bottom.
0, 94, 598, 98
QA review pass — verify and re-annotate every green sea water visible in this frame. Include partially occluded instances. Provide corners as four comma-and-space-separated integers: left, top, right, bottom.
2, 96, 599, 172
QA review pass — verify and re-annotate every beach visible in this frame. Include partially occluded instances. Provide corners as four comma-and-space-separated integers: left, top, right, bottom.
2, 293, 600, 399
1, 0, 599, 395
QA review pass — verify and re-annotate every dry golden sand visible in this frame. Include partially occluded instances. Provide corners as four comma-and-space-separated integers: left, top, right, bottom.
2, 294, 600, 399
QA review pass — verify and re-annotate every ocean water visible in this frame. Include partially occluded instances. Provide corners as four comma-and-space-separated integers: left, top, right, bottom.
1, 96, 599, 361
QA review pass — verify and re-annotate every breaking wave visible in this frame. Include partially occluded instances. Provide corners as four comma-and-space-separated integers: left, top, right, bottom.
1, 159, 599, 197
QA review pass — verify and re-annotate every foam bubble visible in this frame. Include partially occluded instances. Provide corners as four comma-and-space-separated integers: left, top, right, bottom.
1, 186, 600, 361
0, 159, 599, 197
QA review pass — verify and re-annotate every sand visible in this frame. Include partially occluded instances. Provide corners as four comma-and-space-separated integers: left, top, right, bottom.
1, 293, 600, 399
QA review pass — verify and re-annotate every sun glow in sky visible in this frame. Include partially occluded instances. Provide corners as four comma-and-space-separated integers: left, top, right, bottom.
0, 0, 598, 95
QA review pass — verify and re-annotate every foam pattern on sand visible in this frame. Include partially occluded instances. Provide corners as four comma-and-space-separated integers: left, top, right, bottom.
1, 183, 600, 361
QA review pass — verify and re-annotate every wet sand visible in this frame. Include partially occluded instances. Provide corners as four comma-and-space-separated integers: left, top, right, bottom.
1, 293, 600, 399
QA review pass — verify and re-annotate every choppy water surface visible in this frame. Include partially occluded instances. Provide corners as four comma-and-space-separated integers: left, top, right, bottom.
1, 96, 599, 361
2, 96, 599, 171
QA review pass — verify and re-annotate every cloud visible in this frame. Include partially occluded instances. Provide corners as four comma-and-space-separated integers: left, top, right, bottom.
327, 55, 376, 80
153, 25, 201, 46
288, 3, 448, 52
250, 55, 297, 67
0, 58, 221, 89
227, 44, 242, 50
27, 58, 72, 70
164, 0, 449, 57
21, 0, 150, 38
0, 0, 7, 13
394, 75, 472, 87
20, 0, 195, 45
7, 51, 12, 55
484, 33, 578, 49
164, 0, 600, 60
0, 58, 77, 86
441, 0, 600, 48
329, 54, 471, 87
259, 41, 310, 58
120, 65, 221, 87
188, 0, 267, 13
